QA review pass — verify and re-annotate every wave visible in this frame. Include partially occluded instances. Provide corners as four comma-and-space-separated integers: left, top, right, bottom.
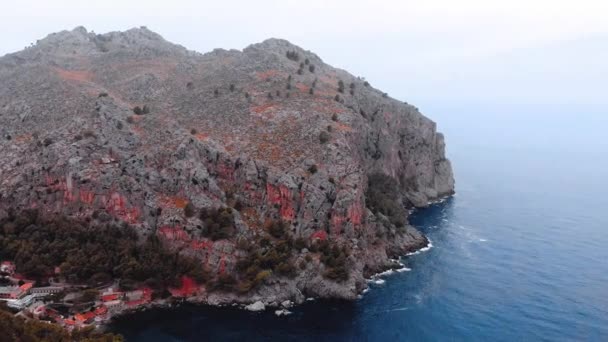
406, 239, 433, 256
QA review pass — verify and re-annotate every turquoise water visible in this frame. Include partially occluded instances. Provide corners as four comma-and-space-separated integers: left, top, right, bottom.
111, 104, 608, 341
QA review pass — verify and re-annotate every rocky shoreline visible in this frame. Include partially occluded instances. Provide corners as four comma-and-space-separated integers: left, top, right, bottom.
104, 225, 435, 328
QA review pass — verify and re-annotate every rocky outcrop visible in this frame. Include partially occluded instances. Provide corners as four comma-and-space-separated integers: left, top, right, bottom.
0, 27, 454, 302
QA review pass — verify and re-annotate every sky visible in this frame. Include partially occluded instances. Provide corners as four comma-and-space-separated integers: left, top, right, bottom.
1, 0, 607, 109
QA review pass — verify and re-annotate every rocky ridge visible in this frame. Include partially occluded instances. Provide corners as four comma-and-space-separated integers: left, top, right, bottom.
0, 27, 454, 305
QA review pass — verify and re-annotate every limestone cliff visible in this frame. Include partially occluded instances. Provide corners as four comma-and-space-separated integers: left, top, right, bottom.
0, 27, 454, 303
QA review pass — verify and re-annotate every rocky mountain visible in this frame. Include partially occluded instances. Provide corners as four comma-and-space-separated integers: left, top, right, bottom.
0, 27, 454, 304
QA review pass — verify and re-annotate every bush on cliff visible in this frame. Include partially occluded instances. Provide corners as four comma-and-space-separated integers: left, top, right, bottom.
199, 207, 236, 240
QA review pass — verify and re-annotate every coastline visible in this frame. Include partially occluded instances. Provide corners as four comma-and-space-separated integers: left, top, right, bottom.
103, 235, 435, 328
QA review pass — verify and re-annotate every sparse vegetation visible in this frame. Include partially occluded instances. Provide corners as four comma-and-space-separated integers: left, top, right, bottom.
126, 116, 135, 124
332, 113, 338, 121
334, 94, 341, 102
214, 89, 219, 97
308, 164, 318, 174
309, 65, 315, 73
98, 92, 109, 98
229, 84, 235, 92
191, 128, 197, 135
234, 219, 297, 292
133, 106, 142, 115
309, 87, 314, 95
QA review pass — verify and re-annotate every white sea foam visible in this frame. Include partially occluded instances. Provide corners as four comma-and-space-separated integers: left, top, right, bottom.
376, 269, 395, 277
479, 238, 487, 242
396, 267, 411, 272
406, 239, 433, 256
372, 279, 385, 285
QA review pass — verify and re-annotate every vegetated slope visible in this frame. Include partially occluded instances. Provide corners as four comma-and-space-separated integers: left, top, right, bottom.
0, 27, 454, 303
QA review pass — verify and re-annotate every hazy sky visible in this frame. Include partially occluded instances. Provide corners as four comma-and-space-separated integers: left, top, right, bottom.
2, 0, 607, 108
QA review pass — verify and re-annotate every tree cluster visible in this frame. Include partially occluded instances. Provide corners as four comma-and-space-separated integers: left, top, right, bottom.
0, 303, 123, 341
0, 210, 207, 290
365, 173, 406, 228
198, 207, 236, 241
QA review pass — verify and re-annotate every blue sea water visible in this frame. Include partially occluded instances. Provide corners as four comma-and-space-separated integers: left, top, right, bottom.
110, 104, 608, 341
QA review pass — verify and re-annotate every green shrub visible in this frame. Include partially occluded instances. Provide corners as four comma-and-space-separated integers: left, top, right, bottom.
286, 50, 300, 61
319, 131, 330, 144
184, 202, 196, 218
338, 80, 345, 93
267, 220, 288, 239
199, 208, 236, 240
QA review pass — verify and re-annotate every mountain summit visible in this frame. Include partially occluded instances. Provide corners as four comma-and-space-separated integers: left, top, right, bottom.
0, 27, 454, 303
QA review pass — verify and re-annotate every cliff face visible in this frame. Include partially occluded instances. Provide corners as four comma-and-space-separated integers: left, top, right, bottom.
0, 27, 454, 303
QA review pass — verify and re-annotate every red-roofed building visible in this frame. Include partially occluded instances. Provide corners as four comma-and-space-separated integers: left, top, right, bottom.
75, 311, 96, 324
101, 293, 121, 302
169, 276, 198, 297
19, 282, 33, 292
94, 305, 108, 316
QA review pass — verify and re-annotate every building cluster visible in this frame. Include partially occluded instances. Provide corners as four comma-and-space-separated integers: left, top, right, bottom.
1, 260, 154, 331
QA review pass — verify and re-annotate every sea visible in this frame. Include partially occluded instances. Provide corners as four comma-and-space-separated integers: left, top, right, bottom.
110, 103, 608, 341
